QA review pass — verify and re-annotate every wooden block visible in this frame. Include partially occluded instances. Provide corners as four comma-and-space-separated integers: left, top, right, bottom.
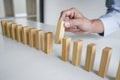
84, 43, 96, 71
6, 22, 12, 38
11, 24, 17, 40
29, 28, 37, 47
35, 30, 44, 50
44, 32, 53, 54
55, 20, 65, 44
116, 62, 120, 80
1, 20, 7, 36
62, 37, 71, 61
16, 25, 23, 42
72, 40, 83, 66
98, 47, 112, 78
22, 27, 30, 45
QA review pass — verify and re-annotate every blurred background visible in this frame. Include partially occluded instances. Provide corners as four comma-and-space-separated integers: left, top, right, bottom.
0, 0, 106, 26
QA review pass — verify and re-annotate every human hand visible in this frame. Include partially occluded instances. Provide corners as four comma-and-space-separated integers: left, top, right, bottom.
59, 8, 104, 35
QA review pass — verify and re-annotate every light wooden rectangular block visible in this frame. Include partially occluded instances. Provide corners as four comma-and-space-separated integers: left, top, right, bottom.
98, 47, 112, 78
16, 25, 23, 42
1, 20, 7, 36
11, 24, 17, 40
44, 32, 53, 54
55, 20, 65, 44
22, 27, 30, 45
29, 28, 37, 47
6, 22, 12, 38
62, 37, 71, 61
35, 30, 44, 50
84, 43, 96, 71
116, 62, 120, 80
72, 40, 83, 66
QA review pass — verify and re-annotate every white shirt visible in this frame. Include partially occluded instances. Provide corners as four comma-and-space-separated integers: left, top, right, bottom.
99, 0, 120, 36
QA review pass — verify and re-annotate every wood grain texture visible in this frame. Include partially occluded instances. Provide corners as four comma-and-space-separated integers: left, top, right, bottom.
116, 62, 120, 80
6, 22, 12, 38
84, 43, 96, 71
62, 37, 71, 61
11, 24, 17, 40
72, 40, 83, 66
22, 27, 30, 45
16, 25, 23, 42
29, 28, 37, 47
98, 47, 112, 78
35, 30, 44, 50
55, 20, 65, 44
44, 32, 53, 54
1, 20, 7, 36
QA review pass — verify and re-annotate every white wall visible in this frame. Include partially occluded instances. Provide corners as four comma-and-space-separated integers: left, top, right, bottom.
44, 0, 106, 26
0, 0, 5, 18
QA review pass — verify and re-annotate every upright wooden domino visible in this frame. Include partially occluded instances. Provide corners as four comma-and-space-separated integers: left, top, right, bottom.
16, 25, 23, 42
98, 47, 112, 78
55, 20, 65, 44
11, 23, 17, 40
116, 62, 120, 80
29, 28, 37, 47
35, 30, 44, 50
22, 27, 30, 45
62, 37, 71, 61
1, 20, 7, 36
72, 40, 83, 66
6, 22, 12, 38
44, 32, 53, 54
84, 43, 96, 71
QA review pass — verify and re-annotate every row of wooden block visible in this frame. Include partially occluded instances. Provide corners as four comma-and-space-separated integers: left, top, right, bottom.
1, 20, 53, 54
61, 37, 120, 80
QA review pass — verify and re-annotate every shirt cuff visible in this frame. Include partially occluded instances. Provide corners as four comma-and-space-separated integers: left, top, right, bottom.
99, 14, 120, 36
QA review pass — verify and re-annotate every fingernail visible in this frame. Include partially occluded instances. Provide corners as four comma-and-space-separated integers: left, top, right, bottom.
65, 21, 70, 27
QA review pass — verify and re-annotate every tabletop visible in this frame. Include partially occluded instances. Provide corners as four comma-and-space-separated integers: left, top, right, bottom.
0, 19, 120, 80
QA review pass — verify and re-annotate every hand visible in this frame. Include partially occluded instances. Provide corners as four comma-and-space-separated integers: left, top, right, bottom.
59, 8, 104, 35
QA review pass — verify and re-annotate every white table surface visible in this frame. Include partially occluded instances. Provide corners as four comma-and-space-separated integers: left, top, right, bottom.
0, 19, 120, 80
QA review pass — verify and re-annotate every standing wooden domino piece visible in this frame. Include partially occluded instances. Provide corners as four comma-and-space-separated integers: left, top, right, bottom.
55, 20, 65, 44
22, 27, 30, 45
29, 28, 37, 47
11, 24, 17, 40
116, 62, 120, 80
98, 47, 112, 78
1, 20, 7, 36
62, 37, 71, 61
84, 43, 96, 71
44, 32, 53, 54
6, 22, 12, 38
16, 25, 23, 42
72, 40, 83, 66
35, 30, 44, 50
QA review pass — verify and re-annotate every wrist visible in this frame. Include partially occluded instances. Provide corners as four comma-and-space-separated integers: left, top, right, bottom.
90, 19, 104, 34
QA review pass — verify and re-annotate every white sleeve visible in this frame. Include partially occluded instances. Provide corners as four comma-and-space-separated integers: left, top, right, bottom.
99, 11, 120, 36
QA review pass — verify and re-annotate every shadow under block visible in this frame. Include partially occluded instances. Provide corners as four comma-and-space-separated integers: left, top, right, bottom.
6, 22, 12, 38
55, 20, 65, 44
84, 43, 96, 72
11, 24, 17, 40
22, 27, 30, 45
35, 30, 44, 50
72, 40, 83, 66
29, 28, 37, 47
44, 32, 53, 54
1, 20, 7, 36
116, 63, 120, 80
62, 37, 71, 61
16, 25, 23, 42
98, 47, 112, 78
